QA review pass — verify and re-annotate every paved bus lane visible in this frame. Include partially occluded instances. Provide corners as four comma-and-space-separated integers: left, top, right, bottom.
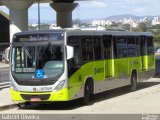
0, 78, 160, 114
0, 63, 9, 83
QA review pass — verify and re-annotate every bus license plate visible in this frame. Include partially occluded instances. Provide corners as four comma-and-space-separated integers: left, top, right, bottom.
30, 98, 41, 102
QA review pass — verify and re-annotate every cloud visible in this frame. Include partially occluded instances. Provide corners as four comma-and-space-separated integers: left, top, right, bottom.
31, 3, 49, 8
133, 7, 144, 13
80, 1, 107, 8
39, 3, 50, 7
91, 1, 107, 8
126, 0, 137, 4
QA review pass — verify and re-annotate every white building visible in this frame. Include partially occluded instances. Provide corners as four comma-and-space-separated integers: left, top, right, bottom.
92, 20, 106, 26
152, 17, 160, 25
105, 20, 112, 26
122, 18, 138, 28
31, 23, 38, 27
49, 24, 61, 29
140, 17, 148, 22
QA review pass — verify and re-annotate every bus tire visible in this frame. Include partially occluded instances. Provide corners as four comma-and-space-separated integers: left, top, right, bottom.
130, 72, 137, 92
82, 81, 91, 105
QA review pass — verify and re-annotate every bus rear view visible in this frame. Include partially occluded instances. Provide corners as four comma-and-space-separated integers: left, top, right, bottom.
10, 31, 72, 105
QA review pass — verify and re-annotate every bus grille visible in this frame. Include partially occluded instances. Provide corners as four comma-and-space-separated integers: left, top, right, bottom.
16, 80, 56, 86
21, 94, 51, 101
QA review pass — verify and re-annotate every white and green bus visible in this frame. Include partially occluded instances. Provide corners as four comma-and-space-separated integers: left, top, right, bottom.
10, 29, 155, 106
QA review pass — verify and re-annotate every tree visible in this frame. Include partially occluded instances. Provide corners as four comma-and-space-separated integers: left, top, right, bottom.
110, 22, 120, 27
121, 24, 130, 31
138, 22, 147, 32
151, 24, 160, 29
73, 19, 81, 26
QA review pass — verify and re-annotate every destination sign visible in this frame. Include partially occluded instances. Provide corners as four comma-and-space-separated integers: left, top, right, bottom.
19, 35, 49, 42
14, 33, 64, 42
15, 68, 35, 73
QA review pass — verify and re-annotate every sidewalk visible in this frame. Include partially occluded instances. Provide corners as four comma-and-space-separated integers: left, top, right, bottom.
0, 62, 9, 68
0, 62, 10, 84
0, 88, 17, 111
0, 63, 17, 110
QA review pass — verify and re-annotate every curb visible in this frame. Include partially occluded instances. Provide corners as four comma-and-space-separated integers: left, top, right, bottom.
0, 82, 10, 86
0, 104, 17, 111
0, 83, 20, 111
0, 82, 10, 90
0, 102, 26, 111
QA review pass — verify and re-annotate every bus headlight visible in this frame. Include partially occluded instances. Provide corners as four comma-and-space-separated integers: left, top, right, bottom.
54, 80, 65, 91
10, 83, 18, 91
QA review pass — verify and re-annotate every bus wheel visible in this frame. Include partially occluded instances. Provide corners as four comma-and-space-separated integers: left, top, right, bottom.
130, 73, 137, 92
82, 81, 91, 105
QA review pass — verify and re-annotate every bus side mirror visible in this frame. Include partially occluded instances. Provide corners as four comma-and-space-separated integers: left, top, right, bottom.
66, 45, 74, 60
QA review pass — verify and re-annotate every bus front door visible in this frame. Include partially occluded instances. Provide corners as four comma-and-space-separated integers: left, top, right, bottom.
141, 36, 148, 71
103, 36, 112, 78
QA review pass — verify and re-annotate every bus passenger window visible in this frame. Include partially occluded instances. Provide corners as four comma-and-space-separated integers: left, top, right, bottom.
147, 37, 154, 55
93, 37, 102, 60
141, 37, 147, 55
117, 38, 128, 58
127, 37, 136, 57
73, 46, 81, 65
103, 36, 112, 59
136, 38, 141, 56
81, 38, 93, 62
113, 38, 117, 58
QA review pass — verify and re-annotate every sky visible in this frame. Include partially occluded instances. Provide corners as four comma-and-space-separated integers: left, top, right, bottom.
0, 0, 160, 23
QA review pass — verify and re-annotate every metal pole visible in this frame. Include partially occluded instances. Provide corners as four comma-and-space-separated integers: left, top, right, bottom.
130, 13, 132, 31
129, 0, 132, 31
38, 0, 41, 30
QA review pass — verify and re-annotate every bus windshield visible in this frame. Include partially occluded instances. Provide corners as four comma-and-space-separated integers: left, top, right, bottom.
11, 45, 64, 79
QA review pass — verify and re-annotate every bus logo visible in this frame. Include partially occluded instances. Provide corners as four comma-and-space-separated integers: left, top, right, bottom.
33, 87, 36, 91
36, 69, 44, 78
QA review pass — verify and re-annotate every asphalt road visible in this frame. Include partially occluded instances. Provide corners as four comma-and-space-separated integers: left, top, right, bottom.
1, 78, 160, 114
0, 67, 9, 83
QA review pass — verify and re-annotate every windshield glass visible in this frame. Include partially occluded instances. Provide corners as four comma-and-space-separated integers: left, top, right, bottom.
11, 45, 64, 79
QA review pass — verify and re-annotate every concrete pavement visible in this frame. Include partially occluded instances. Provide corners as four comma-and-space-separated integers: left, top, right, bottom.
0, 62, 10, 83
0, 63, 14, 111
0, 62, 9, 67
0, 88, 17, 111
0, 78, 160, 114
0, 78, 160, 113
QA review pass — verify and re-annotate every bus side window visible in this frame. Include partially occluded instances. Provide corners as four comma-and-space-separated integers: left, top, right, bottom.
113, 37, 117, 58
136, 37, 141, 56
67, 36, 82, 77
81, 37, 93, 62
141, 36, 147, 55
147, 37, 154, 55
73, 45, 81, 66
103, 36, 112, 59
93, 37, 102, 60
117, 37, 128, 58
67, 36, 81, 66
127, 37, 136, 57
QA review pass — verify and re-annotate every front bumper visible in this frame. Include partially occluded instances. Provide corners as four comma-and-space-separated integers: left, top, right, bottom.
10, 88, 69, 102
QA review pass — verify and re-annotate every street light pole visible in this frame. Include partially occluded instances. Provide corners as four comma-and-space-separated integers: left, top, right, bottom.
38, 0, 41, 30
129, 0, 132, 31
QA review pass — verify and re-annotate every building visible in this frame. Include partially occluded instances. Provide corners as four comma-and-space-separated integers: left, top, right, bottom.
152, 16, 160, 25
92, 20, 106, 26
122, 18, 138, 28
0, 10, 9, 44
0, 10, 10, 62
